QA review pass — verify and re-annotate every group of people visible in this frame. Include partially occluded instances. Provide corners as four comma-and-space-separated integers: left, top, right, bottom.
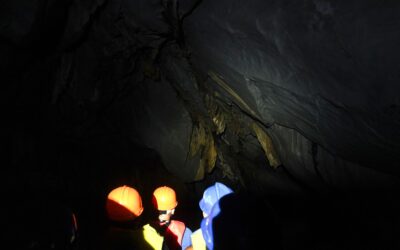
104, 182, 234, 250
21, 181, 282, 250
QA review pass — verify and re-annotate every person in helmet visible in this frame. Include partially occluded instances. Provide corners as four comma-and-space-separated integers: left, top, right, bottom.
145, 185, 193, 250
103, 185, 155, 250
186, 182, 233, 250
201, 192, 283, 250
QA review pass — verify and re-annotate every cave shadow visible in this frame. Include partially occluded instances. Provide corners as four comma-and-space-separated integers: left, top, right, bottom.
268, 188, 400, 250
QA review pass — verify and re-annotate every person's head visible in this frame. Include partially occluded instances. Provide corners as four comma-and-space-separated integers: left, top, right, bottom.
106, 185, 144, 222
152, 186, 178, 224
199, 182, 233, 218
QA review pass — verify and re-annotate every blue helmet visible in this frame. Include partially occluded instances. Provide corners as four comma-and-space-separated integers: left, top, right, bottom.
201, 200, 221, 250
199, 182, 233, 216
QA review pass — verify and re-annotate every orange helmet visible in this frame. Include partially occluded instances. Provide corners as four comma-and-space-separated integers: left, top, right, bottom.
153, 186, 178, 211
106, 185, 143, 221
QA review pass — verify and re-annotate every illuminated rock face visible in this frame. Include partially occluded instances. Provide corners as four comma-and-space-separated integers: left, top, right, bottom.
183, 0, 400, 177
3, 0, 400, 185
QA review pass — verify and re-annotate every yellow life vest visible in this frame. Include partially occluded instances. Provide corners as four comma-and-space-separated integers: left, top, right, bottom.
102, 226, 154, 250
191, 229, 206, 250
143, 224, 164, 250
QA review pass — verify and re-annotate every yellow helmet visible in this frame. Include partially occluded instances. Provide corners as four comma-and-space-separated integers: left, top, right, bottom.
106, 185, 143, 221
152, 186, 178, 210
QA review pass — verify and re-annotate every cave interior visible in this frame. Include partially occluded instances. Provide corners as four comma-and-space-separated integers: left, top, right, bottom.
3, 1, 400, 249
